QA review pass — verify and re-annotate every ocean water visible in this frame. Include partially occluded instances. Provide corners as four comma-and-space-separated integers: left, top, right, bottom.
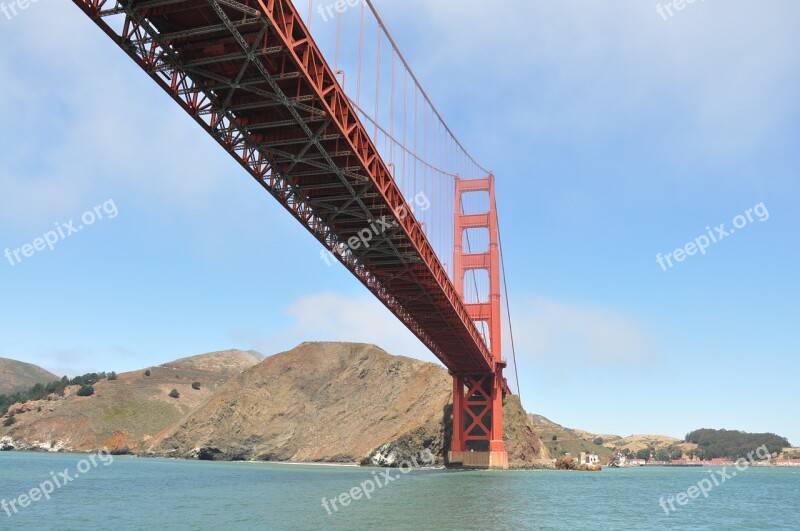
1, 452, 798, 530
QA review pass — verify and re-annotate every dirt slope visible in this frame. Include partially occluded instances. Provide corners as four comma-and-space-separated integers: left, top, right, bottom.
0, 358, 58, 394
148, 342, 549, 466
605, 434, 697, 455
2, 343, 548, 466
0, 350, 261, 453
530, 414, 698, 458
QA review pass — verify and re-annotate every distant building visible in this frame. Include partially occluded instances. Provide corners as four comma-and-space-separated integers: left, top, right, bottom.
579, 452, 599, 466
775, 459, 800, 467
708, 458, 735, 466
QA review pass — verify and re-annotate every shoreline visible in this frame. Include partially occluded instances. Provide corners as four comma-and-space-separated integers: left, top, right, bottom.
0, 448, 551, 471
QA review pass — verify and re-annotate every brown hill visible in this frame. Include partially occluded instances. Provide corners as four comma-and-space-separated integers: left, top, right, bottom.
605, 434, 697, 455
161, 349, 263, 376
529, 413, 699, 460
0, 357, 58, 394
529, 414, 615, 459
148, 342, 549, 467
2, 343, 548, 467
0, 350, 261, 453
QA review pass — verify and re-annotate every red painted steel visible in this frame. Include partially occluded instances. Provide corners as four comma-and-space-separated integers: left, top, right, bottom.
450, 175, 507, 469
71, 0, 511, 467
71, 0, 498, 376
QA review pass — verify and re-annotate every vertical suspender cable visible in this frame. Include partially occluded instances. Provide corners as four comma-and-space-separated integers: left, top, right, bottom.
402, 69, 407, 192
357, 2, 364, 104
334, 11, 341, 71
413, 85, 418, 194
374, 27, 381, 140
363, 0, 488, 176
390, 51, 395, 168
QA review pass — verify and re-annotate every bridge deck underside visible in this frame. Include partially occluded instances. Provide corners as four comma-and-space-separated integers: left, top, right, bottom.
76, 0, 495, 375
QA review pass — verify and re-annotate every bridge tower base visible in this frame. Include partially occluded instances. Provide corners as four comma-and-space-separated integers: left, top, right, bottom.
448, 371, 508, 469
449, 175, 508, 470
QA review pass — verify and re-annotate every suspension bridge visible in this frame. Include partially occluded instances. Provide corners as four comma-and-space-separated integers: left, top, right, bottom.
71, 0, 521, 469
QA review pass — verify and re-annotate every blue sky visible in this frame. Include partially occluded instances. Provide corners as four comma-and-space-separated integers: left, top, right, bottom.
0, 0, 798, 445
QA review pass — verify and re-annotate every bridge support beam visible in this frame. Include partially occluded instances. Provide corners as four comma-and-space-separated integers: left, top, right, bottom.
448, 175, 508, 470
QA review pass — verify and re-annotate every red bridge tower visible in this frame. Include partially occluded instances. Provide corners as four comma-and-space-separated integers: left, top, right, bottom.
449, 175, 508, 469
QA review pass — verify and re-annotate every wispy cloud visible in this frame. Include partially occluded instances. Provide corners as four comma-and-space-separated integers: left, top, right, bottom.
0, 3, 236, 230
231, 291, 657, 371
0, 346, 137, 378
376, 0, 800, 164
513, 296, 658, 366
229, 291, 438, 364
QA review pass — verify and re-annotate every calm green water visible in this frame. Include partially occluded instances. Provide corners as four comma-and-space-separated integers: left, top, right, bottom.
1, 452, 798, 530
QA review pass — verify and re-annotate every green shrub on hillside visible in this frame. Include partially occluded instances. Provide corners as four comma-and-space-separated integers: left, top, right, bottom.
0, 372, 113, 416
636, 448, 653, 460
169, 389, 180, 399
77, 385, 95, 397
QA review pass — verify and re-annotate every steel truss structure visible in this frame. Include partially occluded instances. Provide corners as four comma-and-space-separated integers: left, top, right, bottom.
72, 0, 509, 467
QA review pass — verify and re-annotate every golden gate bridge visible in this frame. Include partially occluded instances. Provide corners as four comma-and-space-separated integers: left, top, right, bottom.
71, 0, 521, 469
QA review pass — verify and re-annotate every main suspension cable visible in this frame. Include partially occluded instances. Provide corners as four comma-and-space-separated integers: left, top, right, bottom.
496, 209, 522, 401
363, 0, 489, 176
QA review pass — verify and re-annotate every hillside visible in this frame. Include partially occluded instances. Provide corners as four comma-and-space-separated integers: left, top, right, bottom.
0, 350, 261, 453
606, 434, 693, 454
0, 357, 58, 394
161, 349, 264, 376
684, 429, 789, 459
528, 414, 705, 460
1, 343, 549, 467
529, 414, 615, 459
148, 342, 550, 467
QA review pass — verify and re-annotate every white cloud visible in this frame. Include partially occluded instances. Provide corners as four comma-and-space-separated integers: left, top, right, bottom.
0, 3, 236, 230
1, 346, 137, 379
232, 291, 656, 374
373, 0, 800, 163
230, 291, 440, 364
3, 0, 796, 228
512, 296, 658, 366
